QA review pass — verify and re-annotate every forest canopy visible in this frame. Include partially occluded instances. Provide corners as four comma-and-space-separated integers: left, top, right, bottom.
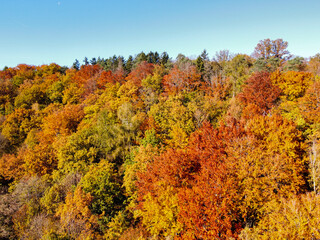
1, 39, 320, 239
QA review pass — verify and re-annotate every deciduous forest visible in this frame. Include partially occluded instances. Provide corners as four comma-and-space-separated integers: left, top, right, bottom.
1, 39, 320, 239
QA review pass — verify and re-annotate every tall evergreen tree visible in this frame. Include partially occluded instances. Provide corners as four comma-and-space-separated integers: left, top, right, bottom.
125, 55, 134, 73
160, 52, 169, 66
83, 57, 89, 66
90, 58, 97, 65
72, 59, 80, 70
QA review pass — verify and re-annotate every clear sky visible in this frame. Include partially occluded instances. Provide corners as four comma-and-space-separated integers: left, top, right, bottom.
1, 0, 320, 68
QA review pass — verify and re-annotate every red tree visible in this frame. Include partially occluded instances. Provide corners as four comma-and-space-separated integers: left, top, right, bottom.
125, 61, 154, 87
162, 65, 201, 95
239, 72, 281, 115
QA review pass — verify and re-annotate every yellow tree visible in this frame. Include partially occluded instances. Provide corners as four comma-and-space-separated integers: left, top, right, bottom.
232, 114, 308, 227
299, 79, 320, 193
240, 193, 320, 239
56, 187, 102, 239
1, 108, 40, 148
148, 96, 195, 148
271, 71, 313, 101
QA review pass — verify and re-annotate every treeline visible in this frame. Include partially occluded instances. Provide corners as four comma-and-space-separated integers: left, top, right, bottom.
0, 39, 320, 239
71, 51, 170, 73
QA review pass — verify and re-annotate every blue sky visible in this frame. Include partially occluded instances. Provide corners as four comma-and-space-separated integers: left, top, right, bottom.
1, 0, 320, 68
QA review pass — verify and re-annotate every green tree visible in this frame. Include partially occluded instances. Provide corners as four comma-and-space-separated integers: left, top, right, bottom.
125, 55, 134, 73
80, 160, 125, 228
72, 59, 80, 70
133, 52, 147, 68
283, 56, 306, 72
83, 57, 89, 66
226, 54, 253, 97
160, 52, 170, 66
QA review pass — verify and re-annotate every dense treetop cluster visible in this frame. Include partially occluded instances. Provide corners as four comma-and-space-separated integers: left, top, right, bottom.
1, 39, 320, 239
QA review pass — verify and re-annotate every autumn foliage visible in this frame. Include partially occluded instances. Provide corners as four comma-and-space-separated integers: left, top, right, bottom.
239, 71, 281, 115
0, 41, 319, 239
